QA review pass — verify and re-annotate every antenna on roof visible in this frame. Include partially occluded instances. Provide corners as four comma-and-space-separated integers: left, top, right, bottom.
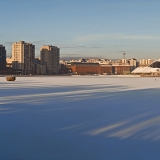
123, 53, 126, 60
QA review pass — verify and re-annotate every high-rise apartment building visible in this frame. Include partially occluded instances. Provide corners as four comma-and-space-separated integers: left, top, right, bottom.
40, 45, 60, 74
12, 41, 35, 74
121, 59, 127, 64
0, 45, 6, 73
128, 58, 137, 71
139, 59, 154, 67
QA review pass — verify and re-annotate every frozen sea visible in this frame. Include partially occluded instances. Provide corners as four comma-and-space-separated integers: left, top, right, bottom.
0, 76, 160, 160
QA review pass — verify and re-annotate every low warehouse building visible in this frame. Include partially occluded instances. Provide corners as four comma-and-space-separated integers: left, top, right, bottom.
70, 62, 112, 75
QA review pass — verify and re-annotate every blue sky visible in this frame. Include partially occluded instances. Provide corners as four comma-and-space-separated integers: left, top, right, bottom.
1, 0, 160, 60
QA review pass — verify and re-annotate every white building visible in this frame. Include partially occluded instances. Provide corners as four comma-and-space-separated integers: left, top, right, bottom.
121, 59, 127, 64
128, 58, 137, 72
139, 59, 154, 67
12, 41, 35, 75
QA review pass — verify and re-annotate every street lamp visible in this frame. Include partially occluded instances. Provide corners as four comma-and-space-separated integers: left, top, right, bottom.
123, 53, 126, 74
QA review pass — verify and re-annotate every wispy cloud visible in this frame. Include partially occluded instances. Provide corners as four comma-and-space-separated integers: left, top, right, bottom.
4, 41, 14, 45
32, 40, 46, 44
61, 53, 80, 56
60, 45, 102, 49
4, 40, 47, 46
61, 45, 86, 49
117, 50, 131, 53
77, 34, 160, 42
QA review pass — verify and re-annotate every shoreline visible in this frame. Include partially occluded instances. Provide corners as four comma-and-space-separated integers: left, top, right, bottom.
0, 74, 159, 78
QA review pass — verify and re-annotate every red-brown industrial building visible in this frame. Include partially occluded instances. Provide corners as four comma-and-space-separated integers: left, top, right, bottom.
69, 63, 112, 75
112, 65, 131, 74
67, 62, 131, 75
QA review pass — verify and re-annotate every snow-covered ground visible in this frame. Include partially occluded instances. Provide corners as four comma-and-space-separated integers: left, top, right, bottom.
0, 76, 160, 160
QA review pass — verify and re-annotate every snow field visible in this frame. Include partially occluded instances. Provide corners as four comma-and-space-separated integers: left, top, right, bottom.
0, 76, 160, 160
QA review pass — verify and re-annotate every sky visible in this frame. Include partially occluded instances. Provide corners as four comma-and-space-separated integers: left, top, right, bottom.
1, 0, 160, 60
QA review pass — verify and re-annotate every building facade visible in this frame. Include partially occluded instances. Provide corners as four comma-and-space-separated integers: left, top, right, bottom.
6, 57, 12, 68
12, 41, 35, 75
112, 65, 131, 74
139, 59, 154, 67
40, 45, 60, 74
128, 58, 137, 72
70, 62, 112, 75
0, 45, 6, 73
35, 58, 47, 75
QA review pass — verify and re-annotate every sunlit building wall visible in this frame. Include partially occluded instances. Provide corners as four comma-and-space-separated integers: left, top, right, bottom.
139, 59, 154, 67
128, 58, 137, 71
12, 41, 35, 74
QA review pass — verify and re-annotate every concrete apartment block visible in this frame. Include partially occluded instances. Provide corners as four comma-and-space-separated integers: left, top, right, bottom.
12, 41, 35, 75
35, 64, 46, 75
0, 45, 6, 73
40, 45, 60, 74
139, 59, 154, 67
128, 58, 137, 72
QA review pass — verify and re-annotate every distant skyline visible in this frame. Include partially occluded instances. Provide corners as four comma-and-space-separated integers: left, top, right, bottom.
1, 0, 160, 60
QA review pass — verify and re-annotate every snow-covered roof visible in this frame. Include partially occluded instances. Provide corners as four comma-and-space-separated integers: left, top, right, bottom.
132, 59, 160, 73
132, 67, 159, 73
